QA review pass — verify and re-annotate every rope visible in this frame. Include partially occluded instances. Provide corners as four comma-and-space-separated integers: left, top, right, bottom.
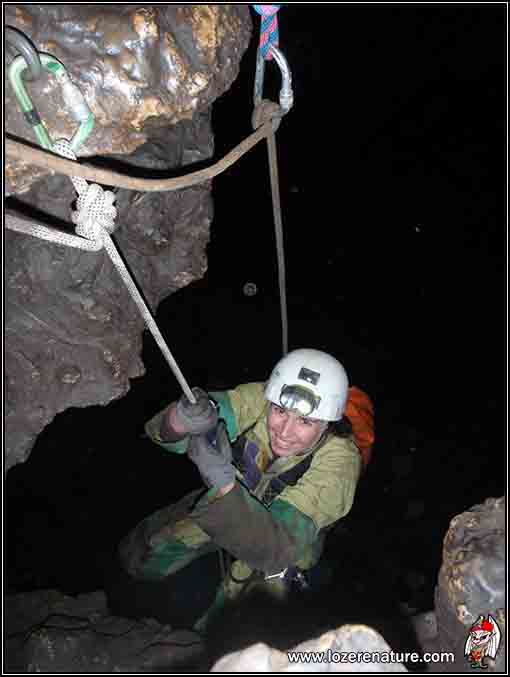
251, 6, 288, 355
6, 114, 284, 395
5, 119, 278, 193
5, 213, 103, 251
253, 5, 280, 60
266, 132, 288, 356
52, 140, 117, 240
10, 137, 197, 404
6, 82, 289, 382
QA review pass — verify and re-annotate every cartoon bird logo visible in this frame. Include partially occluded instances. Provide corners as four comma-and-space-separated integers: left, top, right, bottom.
464, 614, 501, 669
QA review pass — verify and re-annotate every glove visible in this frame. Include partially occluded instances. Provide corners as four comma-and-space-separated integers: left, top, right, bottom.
174, 387, 218, 435
188, 422, 235, 491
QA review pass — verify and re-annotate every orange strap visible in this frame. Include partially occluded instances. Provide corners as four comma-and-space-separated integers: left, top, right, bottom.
345, 386, 375, 470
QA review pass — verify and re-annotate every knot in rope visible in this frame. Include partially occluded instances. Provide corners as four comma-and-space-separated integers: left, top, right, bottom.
72, 183, 117, 240
253, 5, 280, 60
252, 99, 282, 131
52, 139, 117, 242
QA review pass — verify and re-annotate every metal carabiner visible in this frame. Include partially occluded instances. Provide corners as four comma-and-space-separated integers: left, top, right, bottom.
8, 53, 94, 153
8, 55, 52, 150
5, 26, 42, 82
253, 44, 293, 114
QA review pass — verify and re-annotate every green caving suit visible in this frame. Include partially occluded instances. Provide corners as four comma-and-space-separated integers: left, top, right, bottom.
118, 382, 362, 630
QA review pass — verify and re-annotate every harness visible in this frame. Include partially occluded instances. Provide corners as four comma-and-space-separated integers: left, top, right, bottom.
231, 434, 314, 506
218, 432, 321, 594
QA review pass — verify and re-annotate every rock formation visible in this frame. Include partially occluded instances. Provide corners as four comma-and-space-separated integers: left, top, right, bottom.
432, 496, 506, 672
211, 625, 408, 672
4, 4, 252, 471
4, 590, 207, 673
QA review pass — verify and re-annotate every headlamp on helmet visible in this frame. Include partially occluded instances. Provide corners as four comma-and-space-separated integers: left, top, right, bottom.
265, 348, 349, 422
279, 384, 321, 418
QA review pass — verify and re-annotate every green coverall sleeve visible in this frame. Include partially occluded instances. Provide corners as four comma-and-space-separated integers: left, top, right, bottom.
191, 482, 318, 575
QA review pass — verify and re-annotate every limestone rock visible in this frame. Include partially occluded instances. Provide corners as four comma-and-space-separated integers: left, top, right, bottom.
211, 624, 408, 672
4, 5, 252, 471
5, 4, 252, 194
5, 589, 205, 672
433, 497, 506, 672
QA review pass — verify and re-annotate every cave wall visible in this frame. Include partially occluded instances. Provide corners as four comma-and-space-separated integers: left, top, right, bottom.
5, 4, 252, 194
4, 5, 252, 471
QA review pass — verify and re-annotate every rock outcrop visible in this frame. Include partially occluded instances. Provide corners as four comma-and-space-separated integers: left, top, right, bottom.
211, 625, 408, 672
5, 4, 252, 194
4, 4, 252, 471
432, 496, 506, 672
4, 590, 207, 672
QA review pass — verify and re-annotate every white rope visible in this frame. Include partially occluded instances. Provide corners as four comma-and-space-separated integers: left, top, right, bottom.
7, 139, 196, 404
5, 215, 103, 251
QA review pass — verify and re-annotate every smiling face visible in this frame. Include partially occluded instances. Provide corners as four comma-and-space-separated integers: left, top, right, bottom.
267, 403, 327, 457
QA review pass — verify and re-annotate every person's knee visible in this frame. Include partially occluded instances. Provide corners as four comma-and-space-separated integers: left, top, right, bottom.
104, 551, 222, 629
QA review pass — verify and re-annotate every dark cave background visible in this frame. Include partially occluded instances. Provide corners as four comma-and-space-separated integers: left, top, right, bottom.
4, 3, 506, 636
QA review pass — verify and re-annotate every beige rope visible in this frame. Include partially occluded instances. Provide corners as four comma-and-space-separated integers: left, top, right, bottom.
7, 137, 198, 403
266, 131, 288, 356
5, 109, 287, 392
5, 119, 278, 192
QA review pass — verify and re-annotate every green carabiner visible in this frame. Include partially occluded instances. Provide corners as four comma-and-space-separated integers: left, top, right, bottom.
8, 52, 94, 153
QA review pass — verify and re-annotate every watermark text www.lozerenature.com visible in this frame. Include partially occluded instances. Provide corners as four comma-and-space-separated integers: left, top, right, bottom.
287, 649, 455, 666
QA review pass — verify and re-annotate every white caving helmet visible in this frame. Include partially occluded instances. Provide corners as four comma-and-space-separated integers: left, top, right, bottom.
264, 348, 349, 422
